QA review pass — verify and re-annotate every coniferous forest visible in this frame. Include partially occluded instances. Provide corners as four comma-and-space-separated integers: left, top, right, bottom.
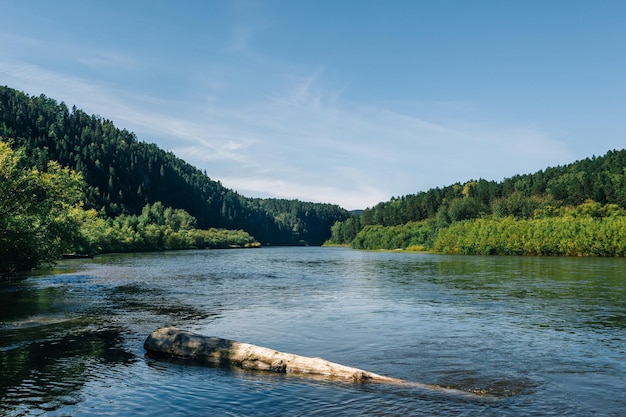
3, 84, 626, 272
328, 149, 626, 256
0, 86, 349, 272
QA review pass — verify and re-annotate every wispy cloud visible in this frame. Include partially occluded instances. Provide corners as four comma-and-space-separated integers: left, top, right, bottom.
75, 50, 141, 72
218, 175, 389, 209
0, 32, 141, 73
0, 56, 574, 209
0, 61, 103, 104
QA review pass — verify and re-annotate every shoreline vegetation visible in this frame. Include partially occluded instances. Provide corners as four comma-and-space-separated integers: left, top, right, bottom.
0, 141, 260, 274
3, 85, 626, 273
326, 203, 626, 257
326, 149, 626, 257
74, 201, 261, 255
0, 86, 349, 251
0, 86, 350, 273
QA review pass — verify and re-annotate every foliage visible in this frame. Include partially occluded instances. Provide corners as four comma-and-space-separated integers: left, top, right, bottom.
0, 142, 84, 272
0, 139, 257, 272
432, 210, 626, 257
5, 85, 626, 257
343, 199, 626, 257
490, 192, 556, 219
249, 198, 349, 246
327, 148, 626, 256
328, 150, 626, 246
75, 202, 259, 254
351, 220, 438, 250
0, 86, 349, 246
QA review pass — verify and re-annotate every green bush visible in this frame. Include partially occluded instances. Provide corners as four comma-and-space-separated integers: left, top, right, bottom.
432, 214, 626, 257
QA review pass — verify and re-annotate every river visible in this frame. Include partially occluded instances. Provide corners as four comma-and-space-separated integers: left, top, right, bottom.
1, 247, 625, 416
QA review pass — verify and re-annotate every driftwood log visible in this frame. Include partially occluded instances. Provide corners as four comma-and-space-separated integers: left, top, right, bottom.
144, 327, 485, 397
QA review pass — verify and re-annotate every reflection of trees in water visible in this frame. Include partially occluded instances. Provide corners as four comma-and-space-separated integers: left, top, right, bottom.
0, 326, 135, 415
366, 255, 626, 331
108, 283, 220, 322
0, 271, 224, 415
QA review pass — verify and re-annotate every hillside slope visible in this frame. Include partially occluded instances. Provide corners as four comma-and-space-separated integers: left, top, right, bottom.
330, 148, 626, 244
0, 86, 348, 245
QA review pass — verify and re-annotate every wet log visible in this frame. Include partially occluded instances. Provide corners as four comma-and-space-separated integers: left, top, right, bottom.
144, 327, 485, 397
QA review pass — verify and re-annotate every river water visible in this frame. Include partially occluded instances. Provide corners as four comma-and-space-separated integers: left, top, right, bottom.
1, 247, 625, 416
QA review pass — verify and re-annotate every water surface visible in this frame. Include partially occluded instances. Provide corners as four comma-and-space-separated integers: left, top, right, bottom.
1, 247, 625, 415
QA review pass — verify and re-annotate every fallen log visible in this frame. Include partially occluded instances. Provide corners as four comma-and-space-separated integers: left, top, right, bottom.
144, 327, 487, 397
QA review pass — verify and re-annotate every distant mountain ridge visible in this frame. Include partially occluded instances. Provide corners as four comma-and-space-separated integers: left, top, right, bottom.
0, 85, 349, 245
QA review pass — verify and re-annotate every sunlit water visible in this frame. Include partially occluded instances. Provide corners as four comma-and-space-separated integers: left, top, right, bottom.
1, 247, 625, 416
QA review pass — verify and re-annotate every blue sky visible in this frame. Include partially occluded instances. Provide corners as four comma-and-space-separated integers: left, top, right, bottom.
2, 1, 626, 210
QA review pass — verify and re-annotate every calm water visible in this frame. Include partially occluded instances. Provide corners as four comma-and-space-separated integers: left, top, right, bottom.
1, 247, 625, 416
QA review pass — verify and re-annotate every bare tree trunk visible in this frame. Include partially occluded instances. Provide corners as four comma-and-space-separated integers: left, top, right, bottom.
144, 327, 486, 398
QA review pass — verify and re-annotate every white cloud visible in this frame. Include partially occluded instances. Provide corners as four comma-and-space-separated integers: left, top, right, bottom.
0, 59, 574, 210
0, 32, 141, 73
219, 175, 388, 209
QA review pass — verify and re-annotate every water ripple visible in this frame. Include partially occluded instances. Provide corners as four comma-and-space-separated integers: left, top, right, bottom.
2, 248, 625, 416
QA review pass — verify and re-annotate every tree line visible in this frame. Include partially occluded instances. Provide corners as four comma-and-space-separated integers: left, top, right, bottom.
328, 150, 626, 257
75, 202, 259, 255
0, 141, 83, 272
0, 85, 349, 248
0, 142, 258, 273
433, 203, 626, 256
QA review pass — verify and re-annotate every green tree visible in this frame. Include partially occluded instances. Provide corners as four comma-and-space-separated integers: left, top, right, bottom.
0, 86, 349, 246
0, 141, 84, 272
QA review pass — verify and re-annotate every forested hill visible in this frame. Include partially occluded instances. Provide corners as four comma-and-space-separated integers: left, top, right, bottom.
330, 148, 626, 246
0, 86, 348, 245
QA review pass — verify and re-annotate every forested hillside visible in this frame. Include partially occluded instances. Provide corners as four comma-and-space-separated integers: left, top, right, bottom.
1, 140, 263, 272
0, 86, 348, 246
329, 149, 626, 256
4, 85, 625, 260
